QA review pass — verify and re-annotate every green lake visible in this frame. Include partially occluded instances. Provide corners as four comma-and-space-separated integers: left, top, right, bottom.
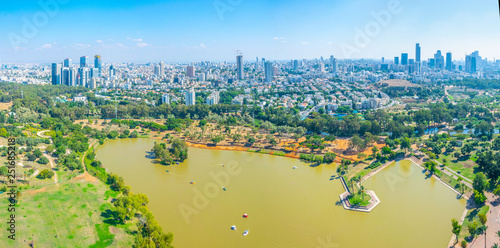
96, 138, 466, 248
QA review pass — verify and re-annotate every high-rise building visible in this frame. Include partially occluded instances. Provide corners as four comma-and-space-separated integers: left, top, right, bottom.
159, 61, 165, 76
78, 67, 90, 87
51, 63, 62, 85
293, 60, 299, 70
415, 43, 421, 62
330, 56, 338, 73
318, 62, 325, 73
109, 65, 115, 78
162, 94, 170, 105
434, 50, 445, 70
255, 57, 259, 70
264, 62, 273, 83
62, 67, 77, 86
63, 58, 72, 68
206, 91, 220, 105
185, 88, 196, 106
80, 56, 89, 68
465, 55, 477, 73
94, 55, 102, 71
91, 68, 100, 78
446, 52, 453, 71
394, 57, 399, 65
401, 53, 408, 65
186, 65, 195, 77
236, 55, 243, 80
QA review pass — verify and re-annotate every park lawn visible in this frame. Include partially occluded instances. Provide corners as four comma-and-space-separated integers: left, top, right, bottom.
347, 192, 371, 206
436, 154, 476, 181
434, 169, 472, 194
458, 205, 490, 240
0, 179, 134, 248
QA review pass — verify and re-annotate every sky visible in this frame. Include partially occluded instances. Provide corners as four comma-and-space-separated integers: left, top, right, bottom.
0, 0, 499, 64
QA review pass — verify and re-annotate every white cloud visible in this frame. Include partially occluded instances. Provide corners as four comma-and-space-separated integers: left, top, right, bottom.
96, 40, 103, 43
73, 43, 91, 49
301, 41, 310, 45
199, 43, 206, 48
40, 44, 52, 49
127, 37, 143, 42
273, 37, 286, 40
136, 43, 149, 48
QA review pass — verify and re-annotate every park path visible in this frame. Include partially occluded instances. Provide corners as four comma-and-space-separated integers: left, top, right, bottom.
37, 130, 58, 184
466, 193, 500, 248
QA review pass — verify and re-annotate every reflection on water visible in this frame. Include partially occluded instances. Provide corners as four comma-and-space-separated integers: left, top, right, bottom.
97, 139, 466, 248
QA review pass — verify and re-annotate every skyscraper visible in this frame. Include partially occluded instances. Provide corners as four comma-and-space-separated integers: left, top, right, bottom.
185, 88, 196, 106
446, 52, 453, 71
63, 58, 72, 68
62, 67, 77, 86
51, 63, 62, 85
394, 57, 399, 65
330, 56, 338, 73
236, 55, 243, 80
159, 61, 165, 76
78, 67, 90, 87
465, 55, 477, 73
415, 43, 421, 62
434, 50, 445, 70
264, 62, 273, 83
94, 55, 102, 70
255, 57, 259, 70
80, 56, 89, 68
293, 60, 299, 70
401, 53, 408, 65
186, 65, 195, 77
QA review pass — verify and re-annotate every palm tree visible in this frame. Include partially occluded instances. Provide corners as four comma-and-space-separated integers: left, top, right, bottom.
361, 185, 365, 201
492, 243, 499, 248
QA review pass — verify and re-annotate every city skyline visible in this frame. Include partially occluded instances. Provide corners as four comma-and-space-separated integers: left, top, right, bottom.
0, 0, 499, 64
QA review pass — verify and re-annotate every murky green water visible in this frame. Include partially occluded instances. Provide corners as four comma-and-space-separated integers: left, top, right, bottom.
96, 138, 466, 248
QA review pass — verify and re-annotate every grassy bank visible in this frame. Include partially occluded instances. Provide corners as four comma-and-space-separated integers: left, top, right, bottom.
0, 179, 135, 247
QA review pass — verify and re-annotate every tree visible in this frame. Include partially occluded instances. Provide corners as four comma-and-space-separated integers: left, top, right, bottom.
37, 169, 55, 179
33, 148, 43, 158
38, 156, 49, 164
269, 138, 277, 147
473, 172, 488, 194
468, 221, 478, 240
248, 137, 256, 145
324, 153, 337, 163
462, 143, 474, 157
400, 137, 411, 153
108, 173, 126, 192
371, 146, 379, 156
0, 166, 8, 176
211, 135, 224, 146
451, 218, 462, 243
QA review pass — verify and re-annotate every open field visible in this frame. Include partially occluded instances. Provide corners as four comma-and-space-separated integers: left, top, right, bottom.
0, 176, 134, 248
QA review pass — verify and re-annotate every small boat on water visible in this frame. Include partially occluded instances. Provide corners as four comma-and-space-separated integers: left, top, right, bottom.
221, 164, 225, 167
166, 170, 170, 173
222, 187, 227, 191
242, 230, 249, 236
293, 166, 297, 169
190, 181, 195, 184
231, 225, 236, 230
243, 213, 248, 218
176, 162, 180, 165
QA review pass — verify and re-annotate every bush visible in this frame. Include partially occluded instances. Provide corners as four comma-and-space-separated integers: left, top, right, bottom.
367, 161, 381, 169
37, 169, 54, 179
37, 156, 49, 164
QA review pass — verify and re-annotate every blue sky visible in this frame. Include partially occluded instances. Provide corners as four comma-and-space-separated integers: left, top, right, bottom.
0, 0, 498, 63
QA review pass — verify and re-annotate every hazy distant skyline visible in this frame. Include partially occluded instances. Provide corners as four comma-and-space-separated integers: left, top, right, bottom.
0, 0, 499, 64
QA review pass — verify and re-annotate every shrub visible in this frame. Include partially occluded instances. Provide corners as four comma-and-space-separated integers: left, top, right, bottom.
37, 169, 54, 179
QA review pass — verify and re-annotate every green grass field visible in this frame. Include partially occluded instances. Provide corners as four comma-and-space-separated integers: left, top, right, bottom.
436, 154, 477, 181
458, 205, 489, 240
0, 179, 134, 248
